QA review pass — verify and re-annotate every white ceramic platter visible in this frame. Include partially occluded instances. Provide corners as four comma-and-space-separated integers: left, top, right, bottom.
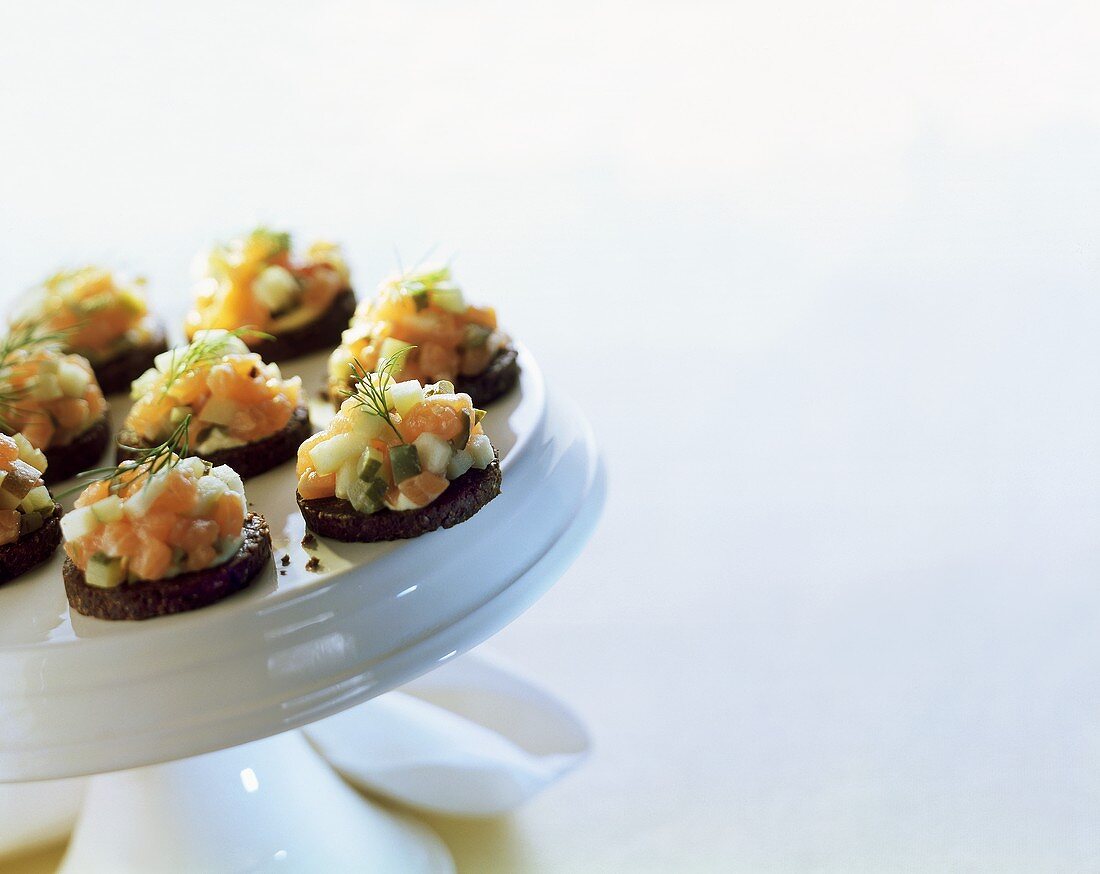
0, 347, 606, 782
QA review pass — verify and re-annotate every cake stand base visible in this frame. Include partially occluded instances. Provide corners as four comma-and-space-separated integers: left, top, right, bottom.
58, 731, 453, 873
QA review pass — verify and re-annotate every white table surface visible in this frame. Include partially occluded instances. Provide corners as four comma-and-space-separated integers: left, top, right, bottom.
3, 2, 1099, 871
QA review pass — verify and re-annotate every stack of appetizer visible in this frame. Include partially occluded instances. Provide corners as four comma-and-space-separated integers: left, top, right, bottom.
0, 232, 517, 620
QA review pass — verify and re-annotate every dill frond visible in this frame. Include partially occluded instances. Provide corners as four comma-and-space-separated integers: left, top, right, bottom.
58, 413, 194, 499
159, 328, 272, 398
346, 349, 411, 442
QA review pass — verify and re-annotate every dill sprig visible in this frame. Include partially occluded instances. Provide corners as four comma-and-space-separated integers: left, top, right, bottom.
346, 349, 412, 442
58, 414, 193, 499
159, 327, 272, 397
0, 321, 77, 434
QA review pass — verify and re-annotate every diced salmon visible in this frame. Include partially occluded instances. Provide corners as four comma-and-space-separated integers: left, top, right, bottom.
130, 539, 172, 581
0, 435, 17, 464
155, 475, 197, 514
399, 402, 462, 443
20, 417, 55, 450
397, 471, 449, 507
213, 493, 244, 538
297, 470, 336, 499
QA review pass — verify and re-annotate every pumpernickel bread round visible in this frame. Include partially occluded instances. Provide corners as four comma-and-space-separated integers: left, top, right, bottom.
454, 347, 519, 407
298, 459, 502, 543
43, 414, 112, 485
245, 288, 356, 363
90, 323, 171, 396
116, 404, 312, 478
0, 504, 62, 585
63, 512, 271, 620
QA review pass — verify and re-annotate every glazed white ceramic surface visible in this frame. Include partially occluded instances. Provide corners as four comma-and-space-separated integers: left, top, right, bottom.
0, 347, 606, 782
305, 650, 591, 817
59, 732, 453, 874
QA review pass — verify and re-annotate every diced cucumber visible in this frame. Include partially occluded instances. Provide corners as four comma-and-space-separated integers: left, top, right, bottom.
34, 374, 63, 401
131, 368, 160, 400
196, 427, 244, 453
344, 405, 388, 440
423, 380, 455, 398
154, 348, 178, 373
253, 264, 300, 313
357, 446, 384, 482
474, 409, 487, 425
12, 433, 42, 468
210, 464, 244, 495
462, 323, 491, 348
446, 450, 474, 480
117, 289, 145, 314
20, 510, 43, 535
390, 380, 425, 417
197, 396, 237, 426
451, 408, 472, 451
335, 459, 357, 500
468, 434, 495, 469
310, 433, 368, 476
36, 357, 59, 376
346, 475, 386, 514
123, 472, 169, 517
388, 443, 421, 483
85, 554, 125, 589
377, 337, 413, 369
2, 460, 41, 499
58, 360, 91, 397
414, 432, 452, 476
21, 485, 53, 514
90, 495, 123, 523
61, 506, 99, 540
178, 457, 209, 480
410, 287, 430, 311
430, 285, 466, 313
170, 405, 195, 426
194, 475, 228, 515
0, 489, 19, 511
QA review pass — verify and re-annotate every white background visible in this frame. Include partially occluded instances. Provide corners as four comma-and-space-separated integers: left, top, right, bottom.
3, 2, 1100, 871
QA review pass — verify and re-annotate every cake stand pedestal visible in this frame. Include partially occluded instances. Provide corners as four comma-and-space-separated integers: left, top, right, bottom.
62, 732, 451, 873
0, 351, 604, 873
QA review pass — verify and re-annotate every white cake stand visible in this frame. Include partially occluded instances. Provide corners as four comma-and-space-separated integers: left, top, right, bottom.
0, 348, 605, 873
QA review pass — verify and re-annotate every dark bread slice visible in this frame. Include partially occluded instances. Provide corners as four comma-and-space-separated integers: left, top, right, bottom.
0, 504, 62, 585
43, 414, 111, 485
89, 322, 171, 396
63, 512, 271, 620
246, 288, 356, 364
297, 459, 501, 543
117, 404, 312, 479
455, 347, 520, 406
331, 346, 520, 410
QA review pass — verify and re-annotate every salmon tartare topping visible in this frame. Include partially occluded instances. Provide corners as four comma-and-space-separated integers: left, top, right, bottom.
300, 353, 496, 513
185, 227, 349, 340
327, 265, 509, 401
126, 330, 302, 455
